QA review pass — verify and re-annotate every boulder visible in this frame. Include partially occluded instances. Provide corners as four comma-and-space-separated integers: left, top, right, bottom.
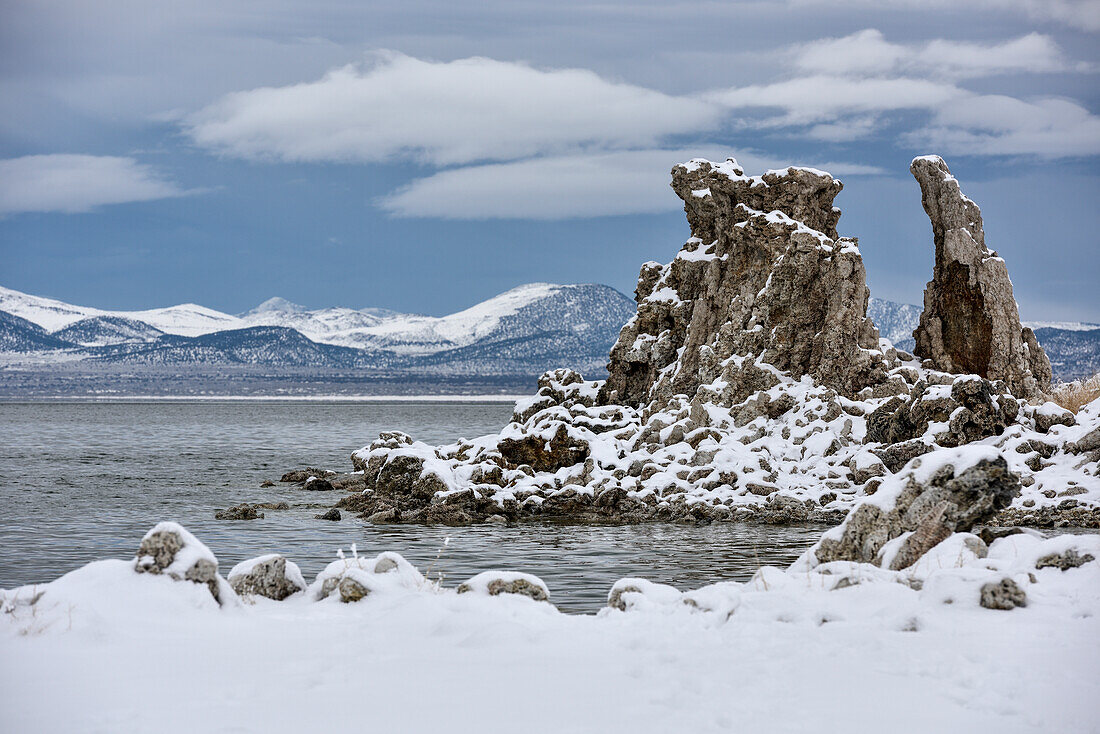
1035, 549, 1095, 571
498, 423, 590, 472
133, 522, 221, 600
807, 447, 1020, 569
303, 476, 335, 492
980, 578, 1027, 610
227, 555, 306, 600
909, 156, 1050, 397
866, 376, 1019, 449
315, 509, 341, 521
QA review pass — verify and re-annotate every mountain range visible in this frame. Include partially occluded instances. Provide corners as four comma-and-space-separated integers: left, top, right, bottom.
0, 283, 637, 378
1, 285, 1096, 394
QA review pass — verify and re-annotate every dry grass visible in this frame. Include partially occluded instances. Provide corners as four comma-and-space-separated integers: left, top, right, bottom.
1046, 373, 1100, 413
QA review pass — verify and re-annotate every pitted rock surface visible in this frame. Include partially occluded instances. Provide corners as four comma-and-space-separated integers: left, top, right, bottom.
909, 156, 1050, 397
811, 454, 1020, 568
601, 158, 885, 408
228, 556, 304, 600
134, 528, 219, 599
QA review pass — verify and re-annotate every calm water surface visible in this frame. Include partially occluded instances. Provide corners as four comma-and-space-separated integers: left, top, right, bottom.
0, 400, 823, 612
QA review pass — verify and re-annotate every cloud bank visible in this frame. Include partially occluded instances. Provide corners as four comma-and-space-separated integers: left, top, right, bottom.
185, 53, 722, 166
0, 155, 186, 216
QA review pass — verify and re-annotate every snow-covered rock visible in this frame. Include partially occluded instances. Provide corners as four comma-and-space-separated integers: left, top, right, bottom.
227, 555, 306, 601
133, 522, 225, 601
456, 571, 550, 602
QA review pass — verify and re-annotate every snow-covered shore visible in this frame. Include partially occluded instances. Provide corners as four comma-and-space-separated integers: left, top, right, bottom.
2, 523, 1097, 733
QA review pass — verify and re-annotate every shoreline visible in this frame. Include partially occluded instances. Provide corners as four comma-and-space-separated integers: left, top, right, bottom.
0, 394, 527, 403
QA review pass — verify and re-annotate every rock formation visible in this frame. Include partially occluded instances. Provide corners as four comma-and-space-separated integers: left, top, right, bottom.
910, 156, 1051, 397
295, 157, 1098, 530
601, 158, 885, 408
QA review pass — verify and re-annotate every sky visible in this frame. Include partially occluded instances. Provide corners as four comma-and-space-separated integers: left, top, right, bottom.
1, 0, 1098, 320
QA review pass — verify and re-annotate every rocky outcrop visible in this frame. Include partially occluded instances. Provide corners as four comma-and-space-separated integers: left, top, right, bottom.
303, 157, 1097, 530
601, 158, 886, 408
866, 375, 1020, 449
910, 156, 1051, 397
227, 555, 306, 600
808, 448, 1020, 569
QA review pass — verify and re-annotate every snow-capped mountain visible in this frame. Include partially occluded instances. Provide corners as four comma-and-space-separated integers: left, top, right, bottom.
3, 286, 1093, 385
0, 286, 239, 337
866, 298, 922, 352
0, 283, 636, 378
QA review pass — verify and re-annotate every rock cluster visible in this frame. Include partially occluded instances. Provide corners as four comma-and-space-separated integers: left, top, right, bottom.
910, 156, 1051, 397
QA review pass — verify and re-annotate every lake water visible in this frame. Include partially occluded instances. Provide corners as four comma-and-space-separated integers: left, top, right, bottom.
0, 399, 825, 612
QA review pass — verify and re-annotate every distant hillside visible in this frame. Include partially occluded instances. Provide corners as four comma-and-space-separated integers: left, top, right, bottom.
0, 283, 635, 386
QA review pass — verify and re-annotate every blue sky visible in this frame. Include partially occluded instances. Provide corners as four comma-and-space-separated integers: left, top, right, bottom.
1, 0, 1098, 320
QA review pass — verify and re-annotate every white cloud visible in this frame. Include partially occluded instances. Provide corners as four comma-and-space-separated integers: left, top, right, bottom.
794, 30, 1072, 79
909, 95, 1100, 156
707, 76, 965, 126
0, 155, 186, 216
703, 33, 1100, 157
185, 53, 723, 166
381, 149, 885, 220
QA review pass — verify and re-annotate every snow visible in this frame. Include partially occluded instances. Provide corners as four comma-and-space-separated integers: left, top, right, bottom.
2, 528, 1098, 733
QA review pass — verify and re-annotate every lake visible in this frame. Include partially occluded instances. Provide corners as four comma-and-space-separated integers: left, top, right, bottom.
0, 399, 825, 612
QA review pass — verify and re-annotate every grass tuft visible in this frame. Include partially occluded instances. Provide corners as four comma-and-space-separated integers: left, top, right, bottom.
1046, 373, 1100, 414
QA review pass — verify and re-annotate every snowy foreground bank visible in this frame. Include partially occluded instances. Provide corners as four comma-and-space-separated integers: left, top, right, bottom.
3, 516, 1099, 733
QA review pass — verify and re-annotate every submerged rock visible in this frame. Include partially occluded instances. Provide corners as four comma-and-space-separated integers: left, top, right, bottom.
909, 156, 1050, 397
281, 468, 335, 483
315, 508, 341, 521
214, 503, 264, 520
